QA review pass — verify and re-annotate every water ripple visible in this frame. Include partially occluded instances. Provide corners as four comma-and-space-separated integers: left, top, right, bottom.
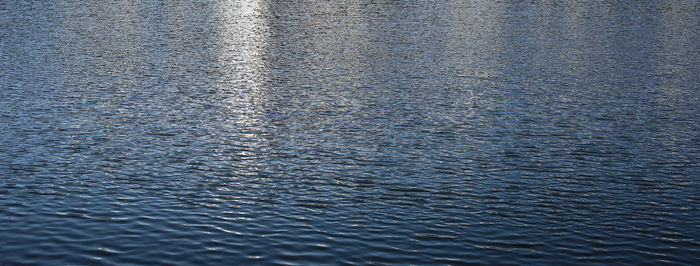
1, 0, 699, 265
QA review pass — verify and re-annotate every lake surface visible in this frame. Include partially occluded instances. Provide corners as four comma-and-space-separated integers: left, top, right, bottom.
1, 0, 698, 264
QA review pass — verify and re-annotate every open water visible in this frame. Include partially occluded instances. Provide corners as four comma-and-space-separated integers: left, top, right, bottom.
1, 0, 698, 264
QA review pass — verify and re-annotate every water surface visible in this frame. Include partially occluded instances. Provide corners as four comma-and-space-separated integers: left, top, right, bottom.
1, 0, 698, 264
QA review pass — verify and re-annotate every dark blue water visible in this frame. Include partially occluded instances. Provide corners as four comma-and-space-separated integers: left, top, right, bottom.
1, 0, 698, 264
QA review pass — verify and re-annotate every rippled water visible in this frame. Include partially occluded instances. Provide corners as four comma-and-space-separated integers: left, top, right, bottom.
1, 0, 698, 264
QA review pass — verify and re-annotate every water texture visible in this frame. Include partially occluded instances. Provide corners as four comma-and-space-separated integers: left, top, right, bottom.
1, 0, 698, 264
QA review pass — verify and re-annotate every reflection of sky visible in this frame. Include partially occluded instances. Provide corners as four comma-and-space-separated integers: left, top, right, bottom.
654, 1, 698, 94
40, 0, 697, 173
652, 2, 698, 153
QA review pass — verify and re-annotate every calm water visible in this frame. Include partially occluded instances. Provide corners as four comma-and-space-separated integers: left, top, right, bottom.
1, 0, 698, 264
